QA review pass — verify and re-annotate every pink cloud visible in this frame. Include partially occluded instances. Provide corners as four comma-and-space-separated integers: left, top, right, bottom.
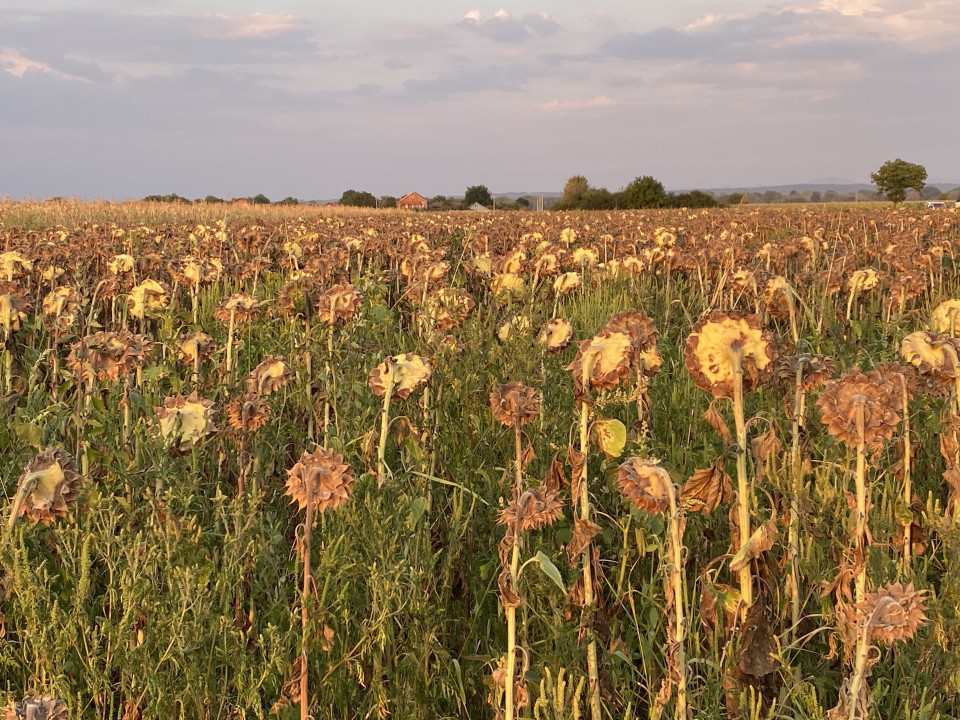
538, 94, 615, 112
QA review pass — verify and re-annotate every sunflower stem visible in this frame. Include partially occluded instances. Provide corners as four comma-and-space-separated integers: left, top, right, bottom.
900, 375, 912, 572
854, 406, 868, 604
788, 362, 805, 643
579, 359, 601, 720
665, 481, 688, 720
300, 480, 314, 720
732, 355, 754, 616
505, 423, 524, 720
376, 360, 396, 487
225, 307, 236, 376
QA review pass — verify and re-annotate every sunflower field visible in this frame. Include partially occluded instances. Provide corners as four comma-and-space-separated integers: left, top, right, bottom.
0, 200, 958, 720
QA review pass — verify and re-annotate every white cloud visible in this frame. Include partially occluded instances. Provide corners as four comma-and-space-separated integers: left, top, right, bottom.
0, 47, 87, 81
197, 13, 306, 39
538, 94, 614, 112
461, 9, 560, 42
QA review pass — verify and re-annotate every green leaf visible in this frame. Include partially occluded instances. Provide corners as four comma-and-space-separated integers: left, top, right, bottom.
15, 422, 42, 450
593, 418, 626, 459
533, 551, 566, 593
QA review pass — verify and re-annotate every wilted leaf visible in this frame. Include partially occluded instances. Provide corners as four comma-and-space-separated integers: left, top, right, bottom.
680, 458, 730, 514
703, 398, 732, 443
566, 518, 601, 565
750, 425, 782, 480
568, 444, 585, 506
730, 518, 778, 573
520, 443, 537, 471
593, 418, 627, 459
737, 601, 779, 678
498, 569, 522, 609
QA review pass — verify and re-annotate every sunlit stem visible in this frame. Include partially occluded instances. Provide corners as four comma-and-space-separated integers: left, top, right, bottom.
579, 356, 601, 720
225, 307, 237, 376
900, 375, 912, 572
505, 423, 524, 720
323, 305, 335, 447
846, 598, 895, 720
732, 350, 754, 616
854, 403, 868, 604
2, 314, 10, 394
788, 360, 806, 642
665, 482, 688, 720
376, 359, 396, 487
304, 319, 314, 442
300, 479, 314, 720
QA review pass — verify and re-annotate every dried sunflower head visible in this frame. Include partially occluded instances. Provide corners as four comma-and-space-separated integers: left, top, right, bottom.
107, 254, 135, 275
226, 393, 271, 434
9, 448, 83, 527
856, 582, 927, 645
214, 294, 261, 325
0, 282, 30, 332
277, 276, 318, 319
537, 318, 574, 352
499, 482, 564, 533
552, 272, 581, 295
0, 251, 33, 280
566, 330, 634, 396
3, 695, 69, 720
368, 353, 431, 400
176, 332, 216, 366
66, 331, 153, 382
775, 353, 836, 392
127, 279, 169, 320
41, 286, 79, 336
930, 299, 960, 335
901, 331, 960, 384
316, 283, 362, 326
155, 391, 217, 451
284, 447, 354, 515
816, 368, 901, 454
617, 457, 673, 515
246, 356, 293, 396
604, 309, 661, 375
497, 315, 532, 343
684, 310, 778, 398
489, 382, 541, 428
491, 273, 526, 302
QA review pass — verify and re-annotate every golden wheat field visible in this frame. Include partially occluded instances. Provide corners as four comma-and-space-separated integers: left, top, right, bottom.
0, 199, 957, 720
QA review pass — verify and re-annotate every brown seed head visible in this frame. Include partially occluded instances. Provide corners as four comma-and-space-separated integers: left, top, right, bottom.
816, 368, 901, 454
368, 353, 431, 400
12, 448, 83, 526
616, 457, 673, 515
226, 393, 271, 434
316, 283, 362, 326
246, 356, 294, 396
284, 447, 354, 515
489, 381, 541, 428
856, 582, 927, 645
566, 330, 634, 396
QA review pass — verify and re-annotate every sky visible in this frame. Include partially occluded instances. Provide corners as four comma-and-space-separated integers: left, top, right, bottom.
2, 0, 959, 201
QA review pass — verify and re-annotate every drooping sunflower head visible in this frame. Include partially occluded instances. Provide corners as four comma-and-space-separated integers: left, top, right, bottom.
498, 479, 564, 533
246, 356, 294, 396
816, 368, 901, 454
684, 310, 778, 398
0, 282, 30, 332
552, 272, 581, 295
155, 391, 217, 452
0, 251, 33, 280
226, 393, 272, 435
175, 332, 216, 366
214, 294, 261, 325
316, 283, 362, 326
368, 353, 432, 400
489, 381, 541, 428
604, 309, 661, 375
566, 330, 634, 396
284, 447, 354, 515
537, 318, 574, 352
616, 457, 673, 515
41, 286, 79, 335
127, 279, 169, 320
775, 353, 836, 392
930, 299, 960, 335
3, 694, 69, 720
901, 331, 960, 384
10, 448, 84, 527
856, 582, 927, 645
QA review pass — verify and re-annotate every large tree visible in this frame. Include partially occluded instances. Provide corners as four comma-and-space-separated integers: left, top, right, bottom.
464, 185, 493, 207
340, 189, 378, 208
618, 175, 670, 209
561, 175, 590, 205
871, 158, 927, 205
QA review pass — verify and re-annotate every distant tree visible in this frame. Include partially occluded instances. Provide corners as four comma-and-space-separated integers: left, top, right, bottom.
340, 189, 378, 208
761, 190, 780, 204
671, 190, 719, 208
515, 197, 530, 209
144, 193, 191, 203
276, 196, 299, 206
561, 175, 590, 206
619, 176, 669, 209
810, 191, 822, 203
252, 193, 271, 205
579, 188, 615, 210
871, 158, 927, 205
380, 196, 398, 209
203, 195, 224, 204
464, 185, 493, 207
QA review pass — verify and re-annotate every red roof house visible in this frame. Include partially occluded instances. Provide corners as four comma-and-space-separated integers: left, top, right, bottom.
397, 192, 429, 210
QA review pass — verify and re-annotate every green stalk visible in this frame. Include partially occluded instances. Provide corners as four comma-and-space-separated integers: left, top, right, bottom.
300, 480, 314, 720
665, 482, 688, 720
579, 358, 601, 720
854, 405, 868, 604
899, 375, 912, 572
505, 423, 524, 720
225, 307, 236, 376
732, 352, 753, 615
788, 361, 805, 642
376, 359, 396, 487
323, 305, 334, 447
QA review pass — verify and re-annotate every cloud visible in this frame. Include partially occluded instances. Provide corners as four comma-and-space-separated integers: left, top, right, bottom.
461, 9, 560, 43
537, 94, 614, 112
0, 47, 89, 81
195, 13, 307, 40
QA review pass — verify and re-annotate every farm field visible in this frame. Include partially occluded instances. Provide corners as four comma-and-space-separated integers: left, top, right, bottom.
0, 201, 959, 719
